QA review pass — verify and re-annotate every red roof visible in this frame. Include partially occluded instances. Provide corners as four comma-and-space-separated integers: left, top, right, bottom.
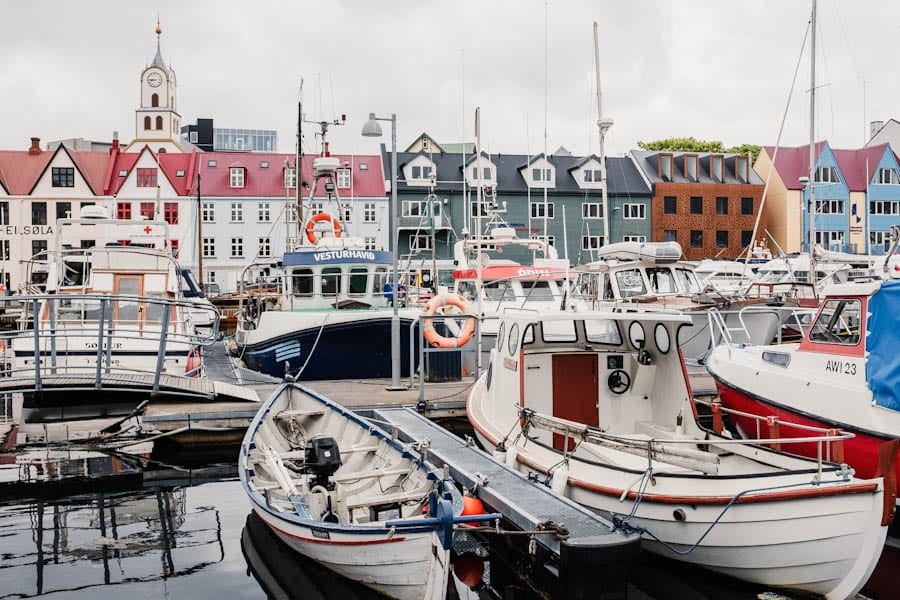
764, 142, 887, 192
70, 150, 110, 195
0, 150, 53, 195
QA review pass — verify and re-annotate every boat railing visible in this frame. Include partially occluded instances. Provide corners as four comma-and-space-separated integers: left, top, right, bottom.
517, 407, 855, 479
0, 292, 219, 389
706, 305, 817, 358
407, 311, 484, 406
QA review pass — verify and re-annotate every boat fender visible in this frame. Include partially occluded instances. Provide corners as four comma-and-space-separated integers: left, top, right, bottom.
504, 445, 518, 468
550, 464, 569, 495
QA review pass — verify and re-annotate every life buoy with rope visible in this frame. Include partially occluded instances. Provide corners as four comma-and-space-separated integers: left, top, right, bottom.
305, 213, 342, 244
421, 293, 476, 348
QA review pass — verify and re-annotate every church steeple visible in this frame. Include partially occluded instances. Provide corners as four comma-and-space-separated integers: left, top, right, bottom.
125, 18, 184, 153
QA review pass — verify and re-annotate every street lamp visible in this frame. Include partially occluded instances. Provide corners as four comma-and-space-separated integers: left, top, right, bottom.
362, 112, 403, 390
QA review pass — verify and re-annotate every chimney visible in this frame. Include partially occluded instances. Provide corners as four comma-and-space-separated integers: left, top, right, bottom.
28, 137, 41, 155
870, 120, 884, 140
110, 131, 120, 154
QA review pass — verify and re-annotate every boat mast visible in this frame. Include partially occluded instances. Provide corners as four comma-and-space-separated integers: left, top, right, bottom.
296, 79, 304, 249
808, 0, 817, 282
593, 21, 613, 247
195, 171, 203, 286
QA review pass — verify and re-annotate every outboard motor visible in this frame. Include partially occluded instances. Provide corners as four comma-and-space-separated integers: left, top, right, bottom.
303, 435, 342, 490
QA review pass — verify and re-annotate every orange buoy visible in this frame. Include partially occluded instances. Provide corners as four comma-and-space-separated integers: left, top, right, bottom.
421, 293, 475, 348
305, 213, 342, 244
458, 494, 487, 528
185, 348, 202, 378
453, 551, 485, 588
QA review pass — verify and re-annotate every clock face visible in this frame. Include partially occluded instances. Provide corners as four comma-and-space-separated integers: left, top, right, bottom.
147, 72, 162, 87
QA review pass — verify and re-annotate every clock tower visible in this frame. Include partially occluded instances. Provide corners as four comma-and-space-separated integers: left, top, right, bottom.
126, 21, 186, 153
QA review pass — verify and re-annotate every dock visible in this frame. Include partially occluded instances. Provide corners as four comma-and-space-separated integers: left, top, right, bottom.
369, 405, 642, 599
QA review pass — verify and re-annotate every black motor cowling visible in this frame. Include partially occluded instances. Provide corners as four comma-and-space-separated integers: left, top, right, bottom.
303, 435, 342, 490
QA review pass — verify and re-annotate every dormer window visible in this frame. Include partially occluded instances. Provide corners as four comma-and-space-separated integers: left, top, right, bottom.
411, 165, 433, 180
284, 168, 296, 188
710, 155, 724, 182
337, 168, 351, 189
532, 168, 553, 181
583, 169, 602, 182
260, 161, 269, 169
422, 137, 429, 150
815, 166, 839, 183
658, 153, 673, 181
878, 168, 900, 184
359, 163, 368, 171
685, 154, 698, 181
735, 156, 749, 182
230, 167, 245, 188
471, 166, 493, 180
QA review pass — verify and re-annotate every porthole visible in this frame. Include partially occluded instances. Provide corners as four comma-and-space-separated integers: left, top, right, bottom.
508, 323, 520, 356
497, 322, 506, 352
654, 323, 671, 354
628, 321, 645, 350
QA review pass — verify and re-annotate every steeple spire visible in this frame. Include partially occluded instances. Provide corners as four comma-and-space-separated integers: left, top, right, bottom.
151, 16, 166, 69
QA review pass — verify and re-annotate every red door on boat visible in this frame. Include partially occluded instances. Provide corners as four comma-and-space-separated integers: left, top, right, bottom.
552, 354, 598, 451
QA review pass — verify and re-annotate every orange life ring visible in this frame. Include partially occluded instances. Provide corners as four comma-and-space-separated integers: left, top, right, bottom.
422, 293, 476, 348
305, 213, 343, 244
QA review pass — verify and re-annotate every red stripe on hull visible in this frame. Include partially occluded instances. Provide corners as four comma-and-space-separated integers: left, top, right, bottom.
264, 518, 408, 546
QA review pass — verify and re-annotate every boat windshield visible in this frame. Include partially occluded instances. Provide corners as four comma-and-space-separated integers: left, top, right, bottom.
674, 268, 701, 293
615, 269, 647, 298
808, 298, 861, 345
646, 267, 677, 294
523, 280, 554, 301
484, 280, 515, 301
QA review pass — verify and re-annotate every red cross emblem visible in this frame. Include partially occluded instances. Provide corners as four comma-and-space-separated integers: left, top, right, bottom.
143, 226, 153, 234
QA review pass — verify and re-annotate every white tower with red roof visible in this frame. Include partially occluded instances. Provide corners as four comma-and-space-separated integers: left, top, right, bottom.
125, 20, 186, 153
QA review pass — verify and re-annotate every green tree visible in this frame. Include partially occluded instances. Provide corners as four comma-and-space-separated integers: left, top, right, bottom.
637, 137, 761, 162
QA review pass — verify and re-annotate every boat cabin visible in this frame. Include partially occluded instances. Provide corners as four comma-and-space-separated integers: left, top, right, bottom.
478, 310, 697, 450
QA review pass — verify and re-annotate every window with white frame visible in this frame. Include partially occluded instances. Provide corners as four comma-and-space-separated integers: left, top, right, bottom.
202, 202, 215, 222
814, 230, 844, 248
530, 234, 556, 247
532, 167, 553, 182
410, 234, 432, 251
207, 271, 216, 282
230, 202, 243, 222
582, 203, 602, 219
870, 200, 900, 215
470, 166, 493, 181
230, 167, 245, 188
309, 201, 324, 216
202, 237, 216, 258
341, 204, 352, 223
623, 203, 646, 219
286, 203, 298, 222
402, 200, 427, 217
530, 202, 555, 219
231, 237, 244, 258
622, 235, 647, 243
410, 165, 433, 180
870, 230, 891, 252
878, 168, 900, 185
583, 169, 602, 183
284, 168, 296, 188
0, 239, 9, 261
363, 203, 376, 223
364, 236, 377, 250
814, 199, 844, 214
815, 166, 840, 184
337, 168, 351, 189
258, 237, 271, 257
258, 202, 270, 222
582, 235, 603, 250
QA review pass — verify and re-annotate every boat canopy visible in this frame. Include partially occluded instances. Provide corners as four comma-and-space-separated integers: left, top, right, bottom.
865, 279, 900, 412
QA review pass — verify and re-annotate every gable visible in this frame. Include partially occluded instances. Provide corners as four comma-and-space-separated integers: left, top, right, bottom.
29, 146, 97, 196
116, 148, 178, 197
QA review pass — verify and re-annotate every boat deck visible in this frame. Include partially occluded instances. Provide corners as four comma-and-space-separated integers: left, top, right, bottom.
369, 405, 641, 560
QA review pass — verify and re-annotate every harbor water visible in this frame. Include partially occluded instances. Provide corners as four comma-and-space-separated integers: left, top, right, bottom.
1, 436, 897, 600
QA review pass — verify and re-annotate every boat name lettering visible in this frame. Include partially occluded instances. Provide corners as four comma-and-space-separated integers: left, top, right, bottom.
313, 250, 376, 262
309, 527, 331, 539
824, 359, 856, 376
517, 268, 552, 277
85, 342, 123, 350
4, 225, 54, 236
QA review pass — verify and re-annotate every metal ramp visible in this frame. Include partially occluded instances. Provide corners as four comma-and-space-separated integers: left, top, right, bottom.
371, 406, 640, 560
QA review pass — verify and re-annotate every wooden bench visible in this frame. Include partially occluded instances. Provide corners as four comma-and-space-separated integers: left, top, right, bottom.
344, 487, 431, 510
331, 466, 411, 484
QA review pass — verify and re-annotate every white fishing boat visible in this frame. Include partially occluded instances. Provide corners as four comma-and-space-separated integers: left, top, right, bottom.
467, 309, 891, 599
693, 259, 755, 297
573, 241, 812, 361
239, 382, 466, 600
708, 232, 900, 499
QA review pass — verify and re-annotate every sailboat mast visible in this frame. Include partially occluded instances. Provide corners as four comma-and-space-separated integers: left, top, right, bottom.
593, 21, 612, 246
808, 0, 817, 282
296, 80, 304, 249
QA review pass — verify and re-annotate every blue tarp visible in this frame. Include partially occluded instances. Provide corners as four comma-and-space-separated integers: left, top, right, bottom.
865, 279, 900, 412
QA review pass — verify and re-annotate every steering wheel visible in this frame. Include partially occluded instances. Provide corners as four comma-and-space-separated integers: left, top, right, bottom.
607, 369, 631, 394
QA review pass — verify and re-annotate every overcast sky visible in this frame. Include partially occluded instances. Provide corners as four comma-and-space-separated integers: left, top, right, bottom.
4, 0, 899, 159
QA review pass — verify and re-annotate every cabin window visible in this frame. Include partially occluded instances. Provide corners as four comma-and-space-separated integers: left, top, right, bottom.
808, 299, 861, 345
373, 267, 388, 296
675, 268, 701, 293
321, 267, 341, 296
144, 296, 167, 323
522, 324, 535, 345
584, 319, 622, 345
349, 267, 368, 296
646, 267, 677, 294
457, 281, 477, 302
484, 280, 515, 301
507, 323, 520, 355
524, 280, 554, 301
292, 268, 314, 297
615, 268, 646, 298
497, 322, 506, 349
542, 320, 577, 343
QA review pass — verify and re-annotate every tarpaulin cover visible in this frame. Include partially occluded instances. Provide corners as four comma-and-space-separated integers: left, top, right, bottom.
865, 279, 900, 412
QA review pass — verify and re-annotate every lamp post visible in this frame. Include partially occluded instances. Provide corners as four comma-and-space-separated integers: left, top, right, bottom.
362, 112, 403, 390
